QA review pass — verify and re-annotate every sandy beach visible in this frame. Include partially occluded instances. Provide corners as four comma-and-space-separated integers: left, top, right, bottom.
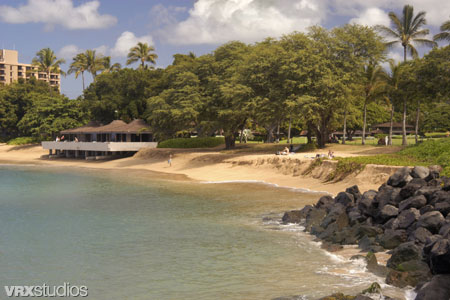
0, 143, 402, 196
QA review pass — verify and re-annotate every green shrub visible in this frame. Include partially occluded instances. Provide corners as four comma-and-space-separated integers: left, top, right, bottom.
157, 137, 225, 148
303, 157, 325, 175
7, 137, 39, 145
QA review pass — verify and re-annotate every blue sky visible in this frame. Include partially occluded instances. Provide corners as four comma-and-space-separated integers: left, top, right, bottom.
0, 0, 448, 99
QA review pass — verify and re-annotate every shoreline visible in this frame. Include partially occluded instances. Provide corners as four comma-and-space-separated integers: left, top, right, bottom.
0, 144, 402, 196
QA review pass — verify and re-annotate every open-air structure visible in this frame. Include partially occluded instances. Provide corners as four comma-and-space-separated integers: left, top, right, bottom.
41, 119, 157, 159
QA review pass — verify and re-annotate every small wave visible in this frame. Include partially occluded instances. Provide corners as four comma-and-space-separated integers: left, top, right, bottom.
200, 180, 331, 194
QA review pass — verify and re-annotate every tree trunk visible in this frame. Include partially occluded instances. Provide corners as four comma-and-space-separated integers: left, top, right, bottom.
239, 121, 246, 144
402, 45, 408, 146
266, 126, 275, 143
402, 97, 407, 146
362, 99, 367, 145
389, 103, 394, 146
82, 71, 85, 91
415, 99, 420, 144
306, 124, 312, 144
287, 117, 292, 144
225, 134, 235, 149
342, 108, 347, 144
276, 122, 280, 143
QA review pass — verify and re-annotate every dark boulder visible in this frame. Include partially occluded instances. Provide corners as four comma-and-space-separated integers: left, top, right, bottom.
357, 225, 383, 239
386, 242, 421, 269
417, 211, 445, 234
335, 192, 354, 207
435, 201, 450, 217
412, 166, 430, 179
439, 223, 450, 238
387, 167, 413, 187
321, 203, 346, 228
426, 165, 442, 181
375, 185, 396, 209
415, 274, 450, 300
358, 190, 377, 216
430, 190, 450, 206
428, 238, 450, 274
365, 251, 388, 277
348, 208, 366, 225
304, 208, 327, 231
385, 269, 419, 288
282, 206, 313, 224
423, 235, 442, 258
358, 235, 375, 252
315, 195, 334, 211
399, 195, 427, 211
378, 204, 398, 222
396, 208, 420, 229
442, 177, 450, 191
345, 185, 362, 202
420, 205, 435, 215
415, 186, 441, 202
400, 180, 426, 199
408, 227, 433, 245
379, 229, 407, 249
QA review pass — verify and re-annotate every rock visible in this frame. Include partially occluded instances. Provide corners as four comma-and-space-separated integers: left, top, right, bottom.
417, 211, 445, 234
408, 227, 433, 244
420, 205, 435, 215
365, 251, 388, 277
415, 186, 441, 202
415, 274, 450, 300
357, 225, 383, 239
426, 165, 442, 181
428, 238, 450, 274
335, 192, 355, 207
316, 195, 335, 210
378, 204, 398, 222
396, 208, 420, 229
361, 282, 381, 294
348, 209, 366, 225
442, 177, 450, 191
310, 225, 325, 236
435, 201, 450, 217
318, 293, 355, 300
427, 178, 443, 187
282, 206, 312, 224
430, 191, 450, 206
354, 295, 372, 300
399, 195, 427, 211
387, 167, 413, 187
321, 204, 346, 228
386, 242, 421, 269
358, 235, 375, 252
358, 190, 377, 216
379, 229, 407, 249
385, 269, 417, 288
305, 208, 327, 232
346, 185, 362, 202
412, 166, 430, 179
439, 223, 450, 238
375, 185, 396, 209
423, 235, 442, 258
400, 180, 426, 199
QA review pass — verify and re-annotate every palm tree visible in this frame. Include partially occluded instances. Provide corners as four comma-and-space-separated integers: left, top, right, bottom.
383, 60, 403, 145
434, 18, 450, 42
126, 42, 158, 69
68, 53, 88, 90
84, 50, 105, 79
102, 56, 121, 73
361, 62, 385, 145
377, 5, 436, 145
31, 48, 65, 89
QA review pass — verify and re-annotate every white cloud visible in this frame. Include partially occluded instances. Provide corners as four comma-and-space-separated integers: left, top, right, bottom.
350, 7, 390, 27
163, 0, 326, 45
150, 4, 187, 27
57, 44, 83, 60
94, 45, 109, 56
0, 0, 117, 30
110, 31, 154, 57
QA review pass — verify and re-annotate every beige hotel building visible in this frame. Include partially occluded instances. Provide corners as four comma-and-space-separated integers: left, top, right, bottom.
0, 49, 60, 89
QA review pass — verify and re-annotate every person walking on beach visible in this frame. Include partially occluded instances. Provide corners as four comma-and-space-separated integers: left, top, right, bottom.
168, 154, 172, 167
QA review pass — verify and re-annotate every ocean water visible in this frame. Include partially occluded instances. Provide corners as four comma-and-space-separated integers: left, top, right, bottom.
0, 166, 402, 299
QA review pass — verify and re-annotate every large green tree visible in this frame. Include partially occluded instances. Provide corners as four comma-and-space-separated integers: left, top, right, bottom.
68, 53, 88, 90
434, 19, 450, 42
31, 48, 65, 90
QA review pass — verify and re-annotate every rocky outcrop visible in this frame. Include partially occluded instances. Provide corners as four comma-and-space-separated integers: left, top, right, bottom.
281, 166, 450, 300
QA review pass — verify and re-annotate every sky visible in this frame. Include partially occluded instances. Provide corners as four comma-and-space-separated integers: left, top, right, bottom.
0, 0, 448, 99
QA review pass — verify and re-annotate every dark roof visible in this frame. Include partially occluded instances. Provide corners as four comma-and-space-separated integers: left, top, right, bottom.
60, 119, 151, 134
60, 121, 103, 134
374, 122, 414, 128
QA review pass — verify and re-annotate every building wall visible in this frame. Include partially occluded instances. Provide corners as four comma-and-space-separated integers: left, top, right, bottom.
0, 49, 60, 89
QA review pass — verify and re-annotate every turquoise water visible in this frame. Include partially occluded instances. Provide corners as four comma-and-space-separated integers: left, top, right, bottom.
0, 166, 388, 299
